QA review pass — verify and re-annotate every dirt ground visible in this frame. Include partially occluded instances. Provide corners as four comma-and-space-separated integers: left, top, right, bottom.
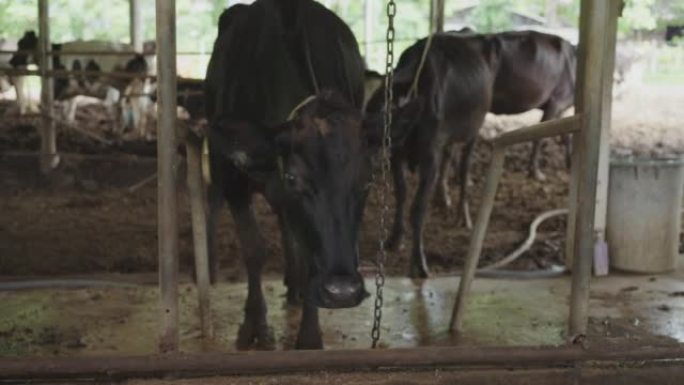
1, 83, 683, 279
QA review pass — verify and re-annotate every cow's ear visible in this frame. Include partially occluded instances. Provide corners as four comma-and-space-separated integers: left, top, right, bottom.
207, 119, 278, 180
362, 96, 422, 151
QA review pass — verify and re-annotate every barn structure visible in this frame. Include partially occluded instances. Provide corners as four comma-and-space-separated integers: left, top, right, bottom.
0, 0, 683, 383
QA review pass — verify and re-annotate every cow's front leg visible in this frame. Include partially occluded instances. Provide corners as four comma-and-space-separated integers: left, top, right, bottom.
276, 210, 303, 305
229, 197, 275, 350
295, 301, 322, 350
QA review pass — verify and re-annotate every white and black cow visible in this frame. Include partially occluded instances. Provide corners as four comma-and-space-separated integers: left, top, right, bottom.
10, 31, 153, 138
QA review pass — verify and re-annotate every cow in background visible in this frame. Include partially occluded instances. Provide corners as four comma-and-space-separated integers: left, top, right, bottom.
10, 31, 152, 138
366, 34, 499, 278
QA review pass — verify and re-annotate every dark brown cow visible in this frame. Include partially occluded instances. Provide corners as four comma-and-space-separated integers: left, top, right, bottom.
442, 30, 576, 184
366, 34, 500, 278
205, 0, 375, 350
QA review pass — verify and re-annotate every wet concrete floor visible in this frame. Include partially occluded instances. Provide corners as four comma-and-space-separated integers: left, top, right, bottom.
0, 269, 683, 356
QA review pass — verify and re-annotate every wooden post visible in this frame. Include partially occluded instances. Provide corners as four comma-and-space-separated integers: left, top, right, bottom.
185, 138, 213, 338
129, 0, 144, 52
430, 0, 445, 33
38, 0, 58, 174
364, 0, 373, 64
567, 0, 621, 338
450, 147, 506, 333
156, 0, 179, 353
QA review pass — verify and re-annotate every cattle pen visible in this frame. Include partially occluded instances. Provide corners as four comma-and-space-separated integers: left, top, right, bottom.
1, 0, 683, 384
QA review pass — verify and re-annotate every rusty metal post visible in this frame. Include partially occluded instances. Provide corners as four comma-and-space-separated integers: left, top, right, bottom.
130, 0, 144, 52
568, 0, 621, 338
155, 0, 179, 353
38, 0, 58, 174
185, 138, 213, 338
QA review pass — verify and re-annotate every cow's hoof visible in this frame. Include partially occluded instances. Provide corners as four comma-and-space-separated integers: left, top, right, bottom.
295, 331, 323, 350
236, 322, 275, 351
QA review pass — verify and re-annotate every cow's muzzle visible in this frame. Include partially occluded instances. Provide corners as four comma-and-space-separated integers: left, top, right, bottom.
314, 274, 368, 309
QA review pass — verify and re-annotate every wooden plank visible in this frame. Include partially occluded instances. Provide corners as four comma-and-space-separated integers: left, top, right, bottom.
185, 139, 213, 338
155, 0, 180, 353
493, 115, 583, 147
450, 147, 506, 333
568, 0, 622, 338
38, 0, 58, 174
1, 345, 682, 380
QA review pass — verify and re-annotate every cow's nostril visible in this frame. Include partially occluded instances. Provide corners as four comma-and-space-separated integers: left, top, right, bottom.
317, 275, 366, 309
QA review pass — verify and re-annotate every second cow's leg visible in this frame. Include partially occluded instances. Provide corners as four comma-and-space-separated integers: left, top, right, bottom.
386, 154, 407, 251
409, 146, 442, 278
295, 300, 322, 350
434, 143, 455, 209
456, 139, 476, 229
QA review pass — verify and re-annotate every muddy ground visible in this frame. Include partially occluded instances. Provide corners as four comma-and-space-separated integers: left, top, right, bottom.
1, 83, 683, 279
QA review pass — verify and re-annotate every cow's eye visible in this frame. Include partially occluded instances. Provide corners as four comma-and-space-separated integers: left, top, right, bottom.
283, 172, 300, 191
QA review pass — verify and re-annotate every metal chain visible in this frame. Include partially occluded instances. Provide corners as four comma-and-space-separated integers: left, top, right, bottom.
371, 0, 396, 349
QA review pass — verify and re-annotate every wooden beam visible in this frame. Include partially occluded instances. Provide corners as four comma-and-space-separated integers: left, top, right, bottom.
155, 0, 180, 353
493, 115, 583, 147
1, 345, 683, 380
567, 0, 621, 338
185, 138, 213, 338
450, 146, 506, 333
38, 0, 58, 174
130, 0, 144, 52
430, 0, 445, 33
364, 0, 373, 63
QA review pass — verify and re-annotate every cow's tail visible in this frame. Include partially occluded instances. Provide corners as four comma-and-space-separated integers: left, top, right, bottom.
564, 42, 577, 88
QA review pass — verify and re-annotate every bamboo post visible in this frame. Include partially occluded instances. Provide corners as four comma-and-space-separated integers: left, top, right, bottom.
185, 138, 213, 338
450, 147, 506, 333
156, 0, 180, 353
130, 0, 144, 52
38, 0, 58, 174
568, 0, 621, 338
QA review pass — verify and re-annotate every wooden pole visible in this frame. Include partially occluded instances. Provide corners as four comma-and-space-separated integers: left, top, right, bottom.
449, 147, 505, 333
38, 0, 58, 174
155, 0, 179, 353
430, 0, 445, 33
130, 0, 144, 52
364, 0, 373, 64
568, 0, 621, 338
1, 345, 683, 380
185, 138, 213, 338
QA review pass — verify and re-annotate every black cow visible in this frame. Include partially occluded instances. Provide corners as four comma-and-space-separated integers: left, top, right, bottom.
442, 30, 576, 183
367, 34, 500, 278
205, 0, 375, 350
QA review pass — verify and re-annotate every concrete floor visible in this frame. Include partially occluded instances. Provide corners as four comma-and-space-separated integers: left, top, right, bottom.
0, 269, 683, 356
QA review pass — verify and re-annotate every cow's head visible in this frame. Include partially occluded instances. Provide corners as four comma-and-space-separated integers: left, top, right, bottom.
211, 91, 390, 309
9, 31, 38, 68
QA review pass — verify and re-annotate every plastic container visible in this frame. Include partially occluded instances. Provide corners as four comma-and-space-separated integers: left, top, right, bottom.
607, 156, 684, 273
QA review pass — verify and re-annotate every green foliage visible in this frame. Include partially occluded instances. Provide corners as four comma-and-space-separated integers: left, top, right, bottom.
468, 0, 514, 33
620, 0, 658, 34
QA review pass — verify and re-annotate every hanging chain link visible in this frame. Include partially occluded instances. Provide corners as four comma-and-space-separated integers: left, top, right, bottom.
371, 0, 396, 349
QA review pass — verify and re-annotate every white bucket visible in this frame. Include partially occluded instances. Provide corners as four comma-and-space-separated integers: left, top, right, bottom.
607, 157, 684, 273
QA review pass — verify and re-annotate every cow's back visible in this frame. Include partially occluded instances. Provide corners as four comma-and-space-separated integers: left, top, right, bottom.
205, 0, 364, 127
491, 31, 575, 114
